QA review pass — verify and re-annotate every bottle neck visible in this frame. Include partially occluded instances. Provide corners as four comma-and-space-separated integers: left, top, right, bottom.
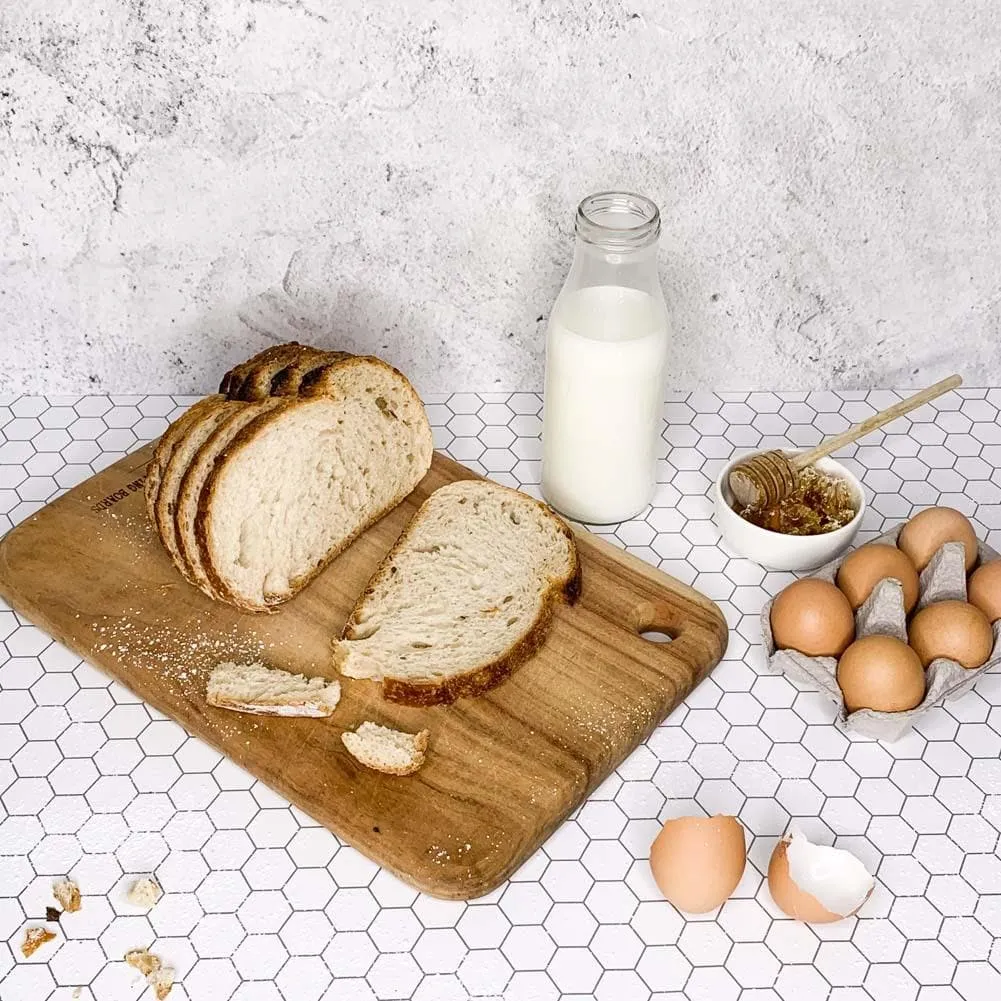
566, 237, 664, 299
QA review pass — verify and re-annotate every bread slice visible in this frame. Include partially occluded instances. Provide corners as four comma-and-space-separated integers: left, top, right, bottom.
174, 399, 286, 598
334, 480, 580, 705
144, 395, 224, 519
341, 721, 429, 775
155, 400, 243, 581
206, 661, 341, 716
196, 380, 433, 610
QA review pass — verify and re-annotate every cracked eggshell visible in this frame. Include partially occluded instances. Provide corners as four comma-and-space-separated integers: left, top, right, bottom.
767, 828, 874, 923
649, 814, 747, 914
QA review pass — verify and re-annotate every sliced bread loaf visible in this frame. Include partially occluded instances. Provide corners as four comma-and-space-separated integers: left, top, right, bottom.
207, 661, 341, 716
341, 721, 429, 775
174, 399, 287, 599
334, 480, 580, 705
196, 381, 433, 610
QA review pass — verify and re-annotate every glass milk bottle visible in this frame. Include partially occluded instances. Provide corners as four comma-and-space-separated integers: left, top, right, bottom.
541, 191, 669, 524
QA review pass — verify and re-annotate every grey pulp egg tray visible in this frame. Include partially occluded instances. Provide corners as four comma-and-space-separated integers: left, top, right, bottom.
761, 524, 1001, 742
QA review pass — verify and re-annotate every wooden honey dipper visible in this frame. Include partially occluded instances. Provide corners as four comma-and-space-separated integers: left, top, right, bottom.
728, 374, 963, 509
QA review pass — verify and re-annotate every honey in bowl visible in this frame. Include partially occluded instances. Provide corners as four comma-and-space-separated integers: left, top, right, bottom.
733, 465, 857, 536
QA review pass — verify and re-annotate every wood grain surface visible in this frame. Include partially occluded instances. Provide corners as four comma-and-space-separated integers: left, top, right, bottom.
0, 444, 727, 899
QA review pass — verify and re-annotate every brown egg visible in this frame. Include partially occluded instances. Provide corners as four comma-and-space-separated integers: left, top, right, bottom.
836, 544, 919, 613
898, 506, 978, 572
908, 600, 993, 669
649, 815, 746, 914
836, 635, 926, 713
770, 579, 855, 657
968, 561, 1001, 623
767, 830, 874, 923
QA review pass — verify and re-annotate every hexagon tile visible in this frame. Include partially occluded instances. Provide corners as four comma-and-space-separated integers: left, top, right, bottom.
2, 390, 1001, 1001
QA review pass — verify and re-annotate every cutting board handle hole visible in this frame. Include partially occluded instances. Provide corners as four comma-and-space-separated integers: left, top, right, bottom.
640, 629, 675, 644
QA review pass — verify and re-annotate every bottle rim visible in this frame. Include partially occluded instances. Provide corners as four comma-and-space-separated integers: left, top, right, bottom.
576, 191, 661, 250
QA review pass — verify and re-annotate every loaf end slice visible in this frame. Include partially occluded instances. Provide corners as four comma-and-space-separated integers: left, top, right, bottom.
207, 661, 341, 717
335, 479, 580, 706
341, 721, 429, 775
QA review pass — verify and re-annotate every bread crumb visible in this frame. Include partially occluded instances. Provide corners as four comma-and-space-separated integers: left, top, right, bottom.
53, 878, 81, 913
125, 948, 161, 977
125, 947, 175, 997
148, 966, 175, 1000
21, 926, 56, 957
72, 989, 82, 1000
127, 876, 162, 909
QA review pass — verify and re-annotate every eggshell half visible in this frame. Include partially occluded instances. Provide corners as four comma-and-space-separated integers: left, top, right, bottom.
649, 815, 746, 914
767, 831, 874, 923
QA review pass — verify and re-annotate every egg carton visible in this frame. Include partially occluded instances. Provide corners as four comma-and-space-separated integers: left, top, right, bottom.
761, 524, 1001, 742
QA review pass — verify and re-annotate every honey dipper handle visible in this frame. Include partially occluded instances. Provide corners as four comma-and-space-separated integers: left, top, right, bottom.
792, 374, 963, 470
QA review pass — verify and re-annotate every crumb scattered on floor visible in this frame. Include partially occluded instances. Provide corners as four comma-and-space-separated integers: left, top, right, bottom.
53, 878, 81, 913
124, 948, 161, 977
21, 926, 56, 957
127, 876, 162, 909
148, 967, 175, 1000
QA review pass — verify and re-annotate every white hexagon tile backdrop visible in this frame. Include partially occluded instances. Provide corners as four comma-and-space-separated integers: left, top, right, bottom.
2, 388, 1001, 1000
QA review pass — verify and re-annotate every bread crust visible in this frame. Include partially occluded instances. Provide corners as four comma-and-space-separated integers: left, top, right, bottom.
218, 342, 306, 397
230, 344, 330, 402
270, 350, 351, 396
342, 482, 581, 707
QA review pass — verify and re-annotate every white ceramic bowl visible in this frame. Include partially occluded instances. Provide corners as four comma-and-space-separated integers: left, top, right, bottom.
713, 452, 865, 571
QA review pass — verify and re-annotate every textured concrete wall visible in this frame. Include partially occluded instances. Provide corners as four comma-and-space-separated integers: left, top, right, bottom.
1, 0, 999, 395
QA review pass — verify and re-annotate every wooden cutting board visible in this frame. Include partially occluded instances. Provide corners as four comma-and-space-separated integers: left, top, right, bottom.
0, 444, 727, 899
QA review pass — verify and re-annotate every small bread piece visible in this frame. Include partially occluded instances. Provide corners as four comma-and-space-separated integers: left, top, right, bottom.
207, 662, 341, 717
125, 948, 161, 976
335, 480, 580, 705
127, 876, 163, 909
21, 926, 56, 957
341, 722, 429, 775
53, 877, 81, 913
144, 395, 224, 519
148, 966, 176, 1000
